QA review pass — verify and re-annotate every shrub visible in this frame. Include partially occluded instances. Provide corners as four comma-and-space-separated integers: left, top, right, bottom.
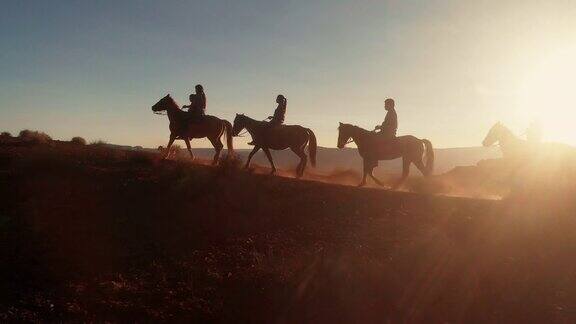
18, 129, 52, 144
217, 153, 243, 175
0, 132, 12, 143
70, 136, 87, 145
90, 139, 107, 146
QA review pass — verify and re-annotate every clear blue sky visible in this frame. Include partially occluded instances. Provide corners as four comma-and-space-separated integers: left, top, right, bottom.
1, 0, 576, 148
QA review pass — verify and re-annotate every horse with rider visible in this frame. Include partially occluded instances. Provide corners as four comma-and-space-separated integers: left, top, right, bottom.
232, 94, 317, 178
151, 84, 234, 165
337, 97, 434, 187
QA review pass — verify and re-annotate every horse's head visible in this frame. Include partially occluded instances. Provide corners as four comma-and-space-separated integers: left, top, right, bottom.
337, 122, 353, 149
152, 94, 178, 113
483, 122, 506, 147
232, 114, 247, 136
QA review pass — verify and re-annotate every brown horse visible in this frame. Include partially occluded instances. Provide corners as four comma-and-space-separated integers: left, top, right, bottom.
152, 94, 234, 164
232, 114, 317, 177
337, 123, 434, 188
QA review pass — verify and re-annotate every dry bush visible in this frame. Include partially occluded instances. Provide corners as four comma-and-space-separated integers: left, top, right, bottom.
217, 153, 243, 175
90, 139, 107, 146
18, 129, 52, 144
0, 132, 12, 144
70, 136, 87, 146
165, 144, 182, 159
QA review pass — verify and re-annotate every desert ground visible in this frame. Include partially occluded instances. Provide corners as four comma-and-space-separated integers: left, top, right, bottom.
1, 134, 576, 322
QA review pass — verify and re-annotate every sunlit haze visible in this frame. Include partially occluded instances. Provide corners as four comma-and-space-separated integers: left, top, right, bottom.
1, 0, 575, 148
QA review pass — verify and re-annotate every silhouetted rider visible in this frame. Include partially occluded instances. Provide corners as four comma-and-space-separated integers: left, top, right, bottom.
268, 94, 287, 127
375, 98, 397, 138
248, 94, 287, 145
183, 84, 206, 122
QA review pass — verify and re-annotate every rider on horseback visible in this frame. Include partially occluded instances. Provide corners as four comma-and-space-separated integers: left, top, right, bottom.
248, 94, 287, 145
375, 98, 397, 139
183, 84, 206, 122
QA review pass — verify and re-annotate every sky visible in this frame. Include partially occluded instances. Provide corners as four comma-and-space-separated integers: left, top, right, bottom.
1, 0, 576, 148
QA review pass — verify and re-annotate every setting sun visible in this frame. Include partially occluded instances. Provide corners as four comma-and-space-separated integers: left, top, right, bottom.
518, 46, 576, 144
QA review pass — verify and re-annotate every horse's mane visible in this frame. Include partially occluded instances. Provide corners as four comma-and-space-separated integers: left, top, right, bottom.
165, 95, 181, 111
238, 114, 267, 126
341, 123, 372, 135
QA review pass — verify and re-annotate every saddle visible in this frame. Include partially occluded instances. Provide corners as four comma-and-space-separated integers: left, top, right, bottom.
251, 124, 288, 146
370, 133, 400, 154
184, 111, 206, 124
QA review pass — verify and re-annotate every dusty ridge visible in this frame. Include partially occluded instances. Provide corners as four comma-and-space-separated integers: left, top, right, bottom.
1, 142, 575, 322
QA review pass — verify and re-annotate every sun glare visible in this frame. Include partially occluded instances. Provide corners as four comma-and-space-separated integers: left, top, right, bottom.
518, 47, 576, 145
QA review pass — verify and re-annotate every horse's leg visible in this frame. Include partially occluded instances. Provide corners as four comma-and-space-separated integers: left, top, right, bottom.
359, 159, 369, 187
413, 159, 427, 176
163, 134, 176, 159
183, 138, 195, 160
262, 148, 277, 174
393, 157, 411, 189
369, 168, 385, 187
291, 146, 307, 178
209, 137, 224, 165
245, 146, 260, 169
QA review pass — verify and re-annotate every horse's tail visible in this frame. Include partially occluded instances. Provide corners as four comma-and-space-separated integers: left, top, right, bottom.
223, 120, 234, 155
422, 139, 434, 176
306, 128, 317, 167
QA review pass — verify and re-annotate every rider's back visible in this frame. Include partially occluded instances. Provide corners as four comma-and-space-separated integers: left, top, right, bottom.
380, 108, 397, 137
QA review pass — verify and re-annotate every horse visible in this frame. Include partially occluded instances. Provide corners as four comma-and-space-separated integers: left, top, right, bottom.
152, 94, 234, 164
232, 114, 317, 177
482, 122, 527, 159
337, 123, 434, 188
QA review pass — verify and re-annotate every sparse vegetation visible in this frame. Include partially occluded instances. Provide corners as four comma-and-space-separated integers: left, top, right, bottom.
70, 136, 87, 146
90, 139, 107, 146
216, 153, 243, 175
18, 129, 52, 144
0, 131, 11, 138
